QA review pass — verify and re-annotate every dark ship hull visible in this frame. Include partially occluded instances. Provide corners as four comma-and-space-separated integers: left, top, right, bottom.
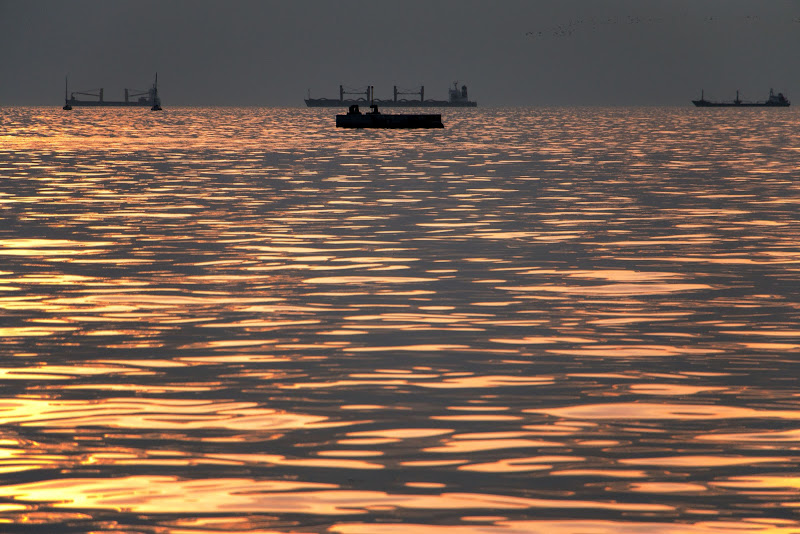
692, 101, 790, 107
336, 105, 443, 129
308, 98, 476, 108
65, 100, 157, 107
693, 89, 790, 107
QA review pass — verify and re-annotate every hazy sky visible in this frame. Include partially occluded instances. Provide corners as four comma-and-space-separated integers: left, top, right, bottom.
1, 0, 798, 106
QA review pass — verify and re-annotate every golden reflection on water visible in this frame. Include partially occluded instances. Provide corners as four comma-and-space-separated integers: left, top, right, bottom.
0, 475, 676, 514
330, 522, 800, 534
1, 107, 800, 531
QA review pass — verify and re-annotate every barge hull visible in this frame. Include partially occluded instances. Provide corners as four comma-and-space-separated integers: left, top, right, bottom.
336, 113, 443, 129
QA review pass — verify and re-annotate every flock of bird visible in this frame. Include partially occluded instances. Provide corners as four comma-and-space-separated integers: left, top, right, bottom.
525, 14, 795, 40
526, 16, 664, 39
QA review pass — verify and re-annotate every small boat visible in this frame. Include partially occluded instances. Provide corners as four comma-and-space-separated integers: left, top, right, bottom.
336, 104, 444, 129
693, 88, 790, 107
150, 73, 162, 111
62, 76, 71, 110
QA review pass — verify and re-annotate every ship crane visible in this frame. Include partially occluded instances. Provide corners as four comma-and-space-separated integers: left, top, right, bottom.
126, 88, 151, 103
72, 88, 104, 101
394, 86, 424, 102
340, 85, 371, 102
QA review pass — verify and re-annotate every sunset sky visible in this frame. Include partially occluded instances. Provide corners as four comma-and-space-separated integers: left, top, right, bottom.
1, 0, 798, 106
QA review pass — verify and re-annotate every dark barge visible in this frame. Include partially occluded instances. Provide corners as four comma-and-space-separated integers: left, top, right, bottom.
336, 104, 443, 129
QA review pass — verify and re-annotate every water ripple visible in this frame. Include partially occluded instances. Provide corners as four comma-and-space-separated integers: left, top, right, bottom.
1, 106, 799, 531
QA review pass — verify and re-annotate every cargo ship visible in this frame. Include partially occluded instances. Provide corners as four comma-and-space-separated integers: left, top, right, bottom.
306, 82, 476, 107
64, 74, 162, 110
693, 88, 790, 107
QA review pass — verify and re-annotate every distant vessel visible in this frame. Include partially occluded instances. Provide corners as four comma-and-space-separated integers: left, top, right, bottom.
64, 74, 162, 110
336, 104, 443, 129
307, 82, 476, 107
693, 88, 790, 107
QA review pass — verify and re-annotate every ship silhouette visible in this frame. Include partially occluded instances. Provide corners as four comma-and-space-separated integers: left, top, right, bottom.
307, 82, 476, 107
64, 74, 162, 110
693, 88, 789, 107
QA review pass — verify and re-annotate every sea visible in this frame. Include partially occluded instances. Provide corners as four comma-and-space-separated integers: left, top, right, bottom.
0, 106, 799, 533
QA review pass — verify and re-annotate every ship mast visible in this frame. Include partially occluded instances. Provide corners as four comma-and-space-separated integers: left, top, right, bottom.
151, 72, 162, 111
63, 76, 72, 110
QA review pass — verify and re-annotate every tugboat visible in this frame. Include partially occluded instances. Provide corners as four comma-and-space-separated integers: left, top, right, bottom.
693, 88, 790, 107
336, 104, 444, 129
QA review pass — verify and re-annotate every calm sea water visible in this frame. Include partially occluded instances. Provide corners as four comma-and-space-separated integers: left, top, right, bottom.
1, 106, 799, 533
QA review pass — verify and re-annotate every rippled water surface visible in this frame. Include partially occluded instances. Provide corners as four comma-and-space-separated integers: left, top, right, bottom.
1, 106, 799, 533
